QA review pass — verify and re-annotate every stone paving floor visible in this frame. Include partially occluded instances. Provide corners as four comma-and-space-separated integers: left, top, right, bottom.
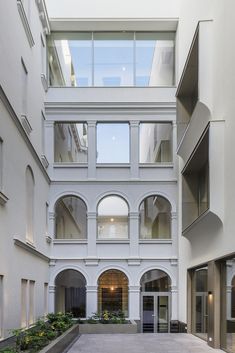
67, 333, 224, 353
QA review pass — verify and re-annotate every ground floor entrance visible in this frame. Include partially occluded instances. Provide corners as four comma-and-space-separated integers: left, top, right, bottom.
141, 293, 170, 333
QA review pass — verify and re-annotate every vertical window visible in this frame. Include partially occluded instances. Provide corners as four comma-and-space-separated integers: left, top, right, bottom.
97, 196, 129, 239
0, 138, 3, 190
29, 281, 35, 325
26, 167, 35, 243
94, 32, 134, 86
44, 283, 48, 316
54, 123, 88, 163
139, 123, 173, 163
193, 267, 208, 340
139, 196, 171, 239
97, 123, 130, 163
136, 33, 174, 86
55, 196, 87, 239
21, 279, 28, 328
0, 276, 3, 338
41, 34, 46, 75
21, 58, 28, 116
41, 112, 45, 155
45, 202, 49, 236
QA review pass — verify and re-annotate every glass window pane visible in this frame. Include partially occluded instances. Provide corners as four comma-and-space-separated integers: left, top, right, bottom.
136, 32, 174, 86
55, 196, 87, 239
48, 33, 92, 87
98, 196, 128, 239
140, 270, 170, 292
139, 196, 171, 239
98, 270, 128, 316
54, 123, 88, 163
94, 32, 134, 86
194, 267, 208, 340
140, 123, 172, 163
97, 123, 129, 163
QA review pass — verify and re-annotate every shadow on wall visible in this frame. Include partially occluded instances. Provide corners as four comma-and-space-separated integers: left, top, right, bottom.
184, 212, 223, 261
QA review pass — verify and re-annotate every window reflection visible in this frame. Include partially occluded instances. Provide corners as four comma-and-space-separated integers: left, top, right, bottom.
139, 123, 172, 163
54, 123, 88, 163
194, 267, 208, 340
97, 123, 129, 163
47, 32, 175, 87
97, 196, 128, 239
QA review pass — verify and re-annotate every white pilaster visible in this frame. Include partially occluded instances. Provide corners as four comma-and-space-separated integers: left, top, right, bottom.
87, 212, 97, 258
86, 285, 98, 317
129, 212, 139, 259
88, 121, 96, 180
48, 285, 56, 313
130, 121, 139, 179
129, 285, 140, 320
171, 285, 178, 320
44, 121, 54, 175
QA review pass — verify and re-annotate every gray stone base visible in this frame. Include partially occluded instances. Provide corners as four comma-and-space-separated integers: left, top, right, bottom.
79, 321, 137, 334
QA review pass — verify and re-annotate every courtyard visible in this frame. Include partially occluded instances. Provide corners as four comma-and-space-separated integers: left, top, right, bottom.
67, 334, 224, 353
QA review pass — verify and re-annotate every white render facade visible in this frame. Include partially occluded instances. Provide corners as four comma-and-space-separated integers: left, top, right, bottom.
1, 0, 235, 351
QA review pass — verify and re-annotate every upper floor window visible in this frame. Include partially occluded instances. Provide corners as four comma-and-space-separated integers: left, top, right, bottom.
97, 196, 129, 240
139, 122, 173, 164
47, 32, 175, 87
54, 123, 88, 163
97, 123, 129, 163
25, 166, 35, 243
139, 195, 171, 240
55, 196, 87, 239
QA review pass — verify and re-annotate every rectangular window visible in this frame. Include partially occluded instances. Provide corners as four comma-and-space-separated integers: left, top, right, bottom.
41, 34, 46, 75
29, 281, 35, 325
21, 279, 28, 328
21, 58, 28, 116
48, 33, 92, 86
93, 32, 134, 86
136, 32, 174, 86
44, 283, 48, 316
0, 276, 3, 338
46, 202, 49, 236
47, 32, 175, 87
139, 123, 172, 163
97, 123, 130, 163
41, 112, 45, 154
54, 123, 88, 163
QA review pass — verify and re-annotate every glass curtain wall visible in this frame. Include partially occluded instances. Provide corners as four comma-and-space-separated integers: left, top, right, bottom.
48, 32, 175, 87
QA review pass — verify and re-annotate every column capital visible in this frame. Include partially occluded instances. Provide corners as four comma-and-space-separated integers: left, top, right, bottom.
171, 211, 177, 220
129, 212, 139, 220
130, 120, 140, 127
87, 120, 97, 127
128, 285, 140, 292
44, 120, 54, 128
86, 285, 98, 292
170, 285, 178, 293
87, 212, 97, 219
49, 285, 56, 293
49, 212, 55, 220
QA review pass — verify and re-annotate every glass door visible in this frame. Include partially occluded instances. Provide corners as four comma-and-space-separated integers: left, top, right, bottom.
142, 293, 170, 333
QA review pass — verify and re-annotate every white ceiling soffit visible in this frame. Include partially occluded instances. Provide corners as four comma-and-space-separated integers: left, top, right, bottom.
49, 19, 179, 32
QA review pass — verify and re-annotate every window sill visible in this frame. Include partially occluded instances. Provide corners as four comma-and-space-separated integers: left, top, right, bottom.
21, 115, 32, 136
17, 0, 34, 47
53, 239, 87, 244
139, 239, 172, 244
48, 85, 177, 89
53, 163, 88, 168
0, 191, 9, 205
139, 163, 174, 168
96, 164, 130, 168
97, 239, 129, 244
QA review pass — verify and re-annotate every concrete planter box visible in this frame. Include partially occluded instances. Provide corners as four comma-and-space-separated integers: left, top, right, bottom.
79, 320, 137, 334
39, 324, 80, 353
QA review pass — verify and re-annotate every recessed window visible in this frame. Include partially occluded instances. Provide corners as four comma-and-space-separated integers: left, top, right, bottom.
97, 123, 129, 163
139, 196, 171, 239
139, 123, 172, 163
193, 267, 208, 340
55, 196, 87, 239
182, 129, 209, 231
98, 270, 128, 316
54, 123, 88, 163
25, 166, 34, 244
97, 196, 128, 239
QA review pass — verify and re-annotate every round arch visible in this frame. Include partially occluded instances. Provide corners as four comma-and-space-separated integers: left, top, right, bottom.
136, 192, 174, 212
97, 269, 129, 316
55, 269, 87, 318
140, 269, 171, 292
54, 195, 87, 240
137, 266, 175, 288
96, 191, 130, 211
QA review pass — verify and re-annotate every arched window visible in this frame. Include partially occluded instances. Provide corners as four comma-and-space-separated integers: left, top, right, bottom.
55, 196, 87, 239
140, 269, 171, 292
26, 166, 35, 243
139, 195, 171, 239
97, 196, 128, 239
55, 270, 86, 318
98, 269, 128, 316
